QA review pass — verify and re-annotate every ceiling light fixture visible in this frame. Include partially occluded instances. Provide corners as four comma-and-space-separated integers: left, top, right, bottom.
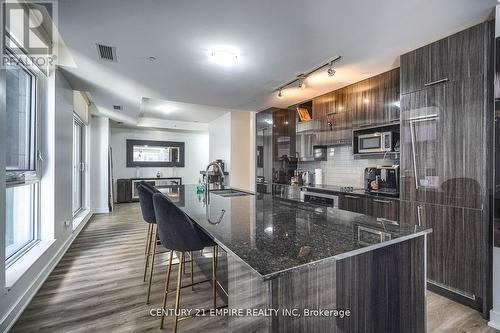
327, 61, 336, 77
277, 89, 284, 99
275, 55, 341, 98
209, 49, 238, 66
298, 76, 306, 89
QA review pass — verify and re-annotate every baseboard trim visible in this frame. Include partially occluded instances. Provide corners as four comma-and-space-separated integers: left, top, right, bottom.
0, 212, 93, 333
427, 281, 483, 314
489, 309, 500, 330
92, 207, 110, 214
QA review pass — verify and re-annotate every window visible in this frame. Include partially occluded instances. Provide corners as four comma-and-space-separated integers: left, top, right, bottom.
5, 48, 41, 264
72, 116, 85, 216
6, 184, 37, 258
6, 62, 36, 174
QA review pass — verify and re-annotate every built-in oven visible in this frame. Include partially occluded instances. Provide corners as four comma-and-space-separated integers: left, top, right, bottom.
301, 188, 339, 208
358, 131, 393, 153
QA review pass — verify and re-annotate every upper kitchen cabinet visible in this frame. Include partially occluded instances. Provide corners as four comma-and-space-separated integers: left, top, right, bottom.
401, 21, 494, 95
354, 68, 400, 128
312, 68, 400, 145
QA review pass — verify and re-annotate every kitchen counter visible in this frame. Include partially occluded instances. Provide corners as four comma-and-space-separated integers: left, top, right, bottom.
166, 185, 430, 332
172, 185, 426, 278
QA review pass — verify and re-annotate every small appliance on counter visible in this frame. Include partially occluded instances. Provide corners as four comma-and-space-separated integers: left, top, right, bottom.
273, 155, 298, 184
314, 168, 323, 185
301, 171, 314, 186
364, 165, 400, 197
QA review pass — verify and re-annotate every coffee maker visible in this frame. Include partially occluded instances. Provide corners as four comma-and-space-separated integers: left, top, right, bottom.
364, 165, 399, 197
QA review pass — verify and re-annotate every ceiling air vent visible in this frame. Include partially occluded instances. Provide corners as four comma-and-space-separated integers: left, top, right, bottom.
113, 105, 122, 110
96, 43, 117, 61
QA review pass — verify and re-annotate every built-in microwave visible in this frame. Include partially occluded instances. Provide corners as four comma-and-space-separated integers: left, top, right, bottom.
358, 132, 393, 153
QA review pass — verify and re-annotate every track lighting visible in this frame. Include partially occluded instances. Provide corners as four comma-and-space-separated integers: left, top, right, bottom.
327, 61, 336, 77
274, 55, 341, 98
298, 77, 306, 89
277, 89, 284, 99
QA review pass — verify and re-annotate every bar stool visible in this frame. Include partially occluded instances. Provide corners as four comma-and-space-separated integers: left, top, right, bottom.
138, 184, 194, 306
139, 181, 160, 255
137, 184, 161, 304
152, 192, 218, 332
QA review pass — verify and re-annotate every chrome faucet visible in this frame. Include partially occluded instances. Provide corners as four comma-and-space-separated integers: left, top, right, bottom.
204, 161, 225, 204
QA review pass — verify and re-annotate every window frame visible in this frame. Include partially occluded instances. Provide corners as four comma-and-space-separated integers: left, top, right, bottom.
4, 37, 44, 266
72, 114, 86, 217
5, 183, 40, 267
5, 46, 42, 186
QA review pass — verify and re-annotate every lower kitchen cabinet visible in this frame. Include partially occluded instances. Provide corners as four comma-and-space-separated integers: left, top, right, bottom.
369, 197, 399, 221
338, 194, 369, 214
338, 194, 399, 221
399, 200, 484, 302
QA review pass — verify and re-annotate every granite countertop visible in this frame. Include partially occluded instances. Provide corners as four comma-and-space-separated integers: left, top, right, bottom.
166, 185, 431, 280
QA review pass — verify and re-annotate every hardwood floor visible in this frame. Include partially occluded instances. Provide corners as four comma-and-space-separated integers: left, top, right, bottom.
10, 203, 499, 333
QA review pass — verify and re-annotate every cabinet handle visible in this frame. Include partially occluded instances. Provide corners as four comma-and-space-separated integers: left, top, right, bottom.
345, 195, 359, 199
424, 78, 449, 87
358, 123, 373, 128
417, 205, 422, 226
377, 217, 399, 226
373, 199, 391, 204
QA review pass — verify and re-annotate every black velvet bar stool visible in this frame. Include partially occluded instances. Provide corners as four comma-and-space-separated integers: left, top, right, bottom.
152, 192, 219, 332
139, 181, 160, 256
138, 184, 173, 305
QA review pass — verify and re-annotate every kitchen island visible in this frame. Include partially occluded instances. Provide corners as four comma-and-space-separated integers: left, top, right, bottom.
166, 185, 431, 333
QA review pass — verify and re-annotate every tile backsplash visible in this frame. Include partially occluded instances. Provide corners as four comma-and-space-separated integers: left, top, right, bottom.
298, 145, 397, 188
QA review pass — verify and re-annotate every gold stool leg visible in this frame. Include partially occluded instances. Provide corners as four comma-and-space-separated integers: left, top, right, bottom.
212, 245, 217, 309
143, 224, 154, 282
173, 252, 185, 333
145, 224, 152, 254
146, 224, 158, 304
160, 250, 174, 329
190, 251, 194, 291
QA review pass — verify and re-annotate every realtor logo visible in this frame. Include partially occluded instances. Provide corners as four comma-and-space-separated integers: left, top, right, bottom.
2, 0, 57, 68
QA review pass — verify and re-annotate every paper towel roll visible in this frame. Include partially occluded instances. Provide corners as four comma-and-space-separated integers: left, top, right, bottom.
315, 168, 323, 185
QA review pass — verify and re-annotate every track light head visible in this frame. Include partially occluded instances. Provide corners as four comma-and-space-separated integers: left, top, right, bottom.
327, 62, 336, 77
277, 89, 284, 99
298, 77, 306, 89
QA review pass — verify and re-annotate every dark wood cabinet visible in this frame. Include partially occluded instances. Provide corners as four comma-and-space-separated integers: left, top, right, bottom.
312, 68, 400, 144
399, 200, 483, 300
401, 22, 493, 95
339, 194, 369, 214
399, 21, 493, 315
369, 197, 399, 221
339, 194, 399, 222
400, 76, 485, 210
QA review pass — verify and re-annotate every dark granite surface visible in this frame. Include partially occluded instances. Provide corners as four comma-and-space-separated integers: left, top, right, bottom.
166, 185, 431, 279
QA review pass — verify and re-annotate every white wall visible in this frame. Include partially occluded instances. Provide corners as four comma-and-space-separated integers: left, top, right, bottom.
208, 112, 255, 191
208, 112, 231, 175
90, 116, 110, 213
0, 70, 94, 332
110, 127, 209, 193
230, 112, 252, 191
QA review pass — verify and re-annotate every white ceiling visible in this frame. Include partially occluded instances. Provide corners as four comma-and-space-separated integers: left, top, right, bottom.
140, 97, 231, 123
58, 0, 496, 127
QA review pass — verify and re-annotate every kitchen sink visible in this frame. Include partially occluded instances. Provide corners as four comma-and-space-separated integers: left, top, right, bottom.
211, 189, 252, 197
